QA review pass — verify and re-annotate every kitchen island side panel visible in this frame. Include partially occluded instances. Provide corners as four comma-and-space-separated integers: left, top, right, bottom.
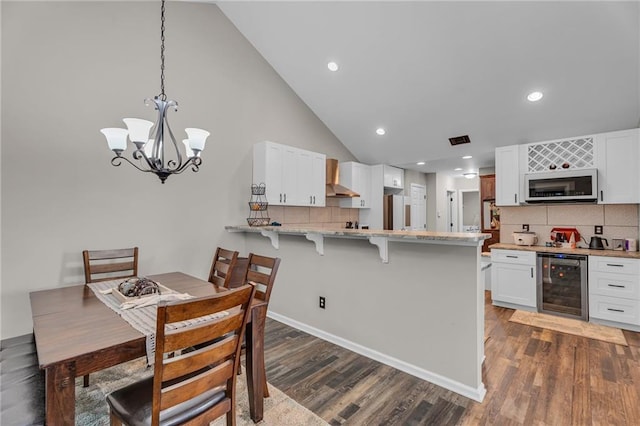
242, 232, 484, 398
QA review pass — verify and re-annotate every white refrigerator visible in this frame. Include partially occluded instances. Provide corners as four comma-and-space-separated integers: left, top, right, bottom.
383, 194, 409, 230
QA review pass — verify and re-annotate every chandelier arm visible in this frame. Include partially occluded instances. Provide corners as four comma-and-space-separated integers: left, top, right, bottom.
162, 106, 183, 172
111, 154, 155, 173
172, 156, 202, 175
132, 147, 160, 171
150, 98, 165, 165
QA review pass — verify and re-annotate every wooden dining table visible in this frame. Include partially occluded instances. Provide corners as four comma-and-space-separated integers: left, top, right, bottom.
29, 272, 268, 425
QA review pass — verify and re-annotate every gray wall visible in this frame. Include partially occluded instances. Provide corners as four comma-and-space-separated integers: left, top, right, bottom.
1, 1, 355, 339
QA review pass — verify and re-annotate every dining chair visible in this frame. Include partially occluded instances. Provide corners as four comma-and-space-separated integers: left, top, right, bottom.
83, 247, 139, 283
241, 253, 281, 397
208, 247, 241, 288
82, 246, 139, 387
106, 284, 256, 426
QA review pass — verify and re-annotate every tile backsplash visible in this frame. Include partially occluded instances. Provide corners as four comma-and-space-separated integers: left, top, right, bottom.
500, 204, 639, 247
270, 198, 359, 229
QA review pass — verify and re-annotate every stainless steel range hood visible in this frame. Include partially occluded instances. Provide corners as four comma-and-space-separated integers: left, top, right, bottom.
326, 158, 359, 198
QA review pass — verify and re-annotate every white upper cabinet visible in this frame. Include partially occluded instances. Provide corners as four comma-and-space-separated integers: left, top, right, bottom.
296, 149, 326, 207
595, 128, 640, 204
383, 165, 404, 190
495, 145, 521, 206
253, 141, 326, 206
339, 162, 371, 208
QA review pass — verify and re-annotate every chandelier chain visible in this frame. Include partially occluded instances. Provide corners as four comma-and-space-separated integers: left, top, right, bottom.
159, 0, 166, 101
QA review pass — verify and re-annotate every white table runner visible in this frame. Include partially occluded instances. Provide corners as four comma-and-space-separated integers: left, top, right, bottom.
88, 279, 228, 364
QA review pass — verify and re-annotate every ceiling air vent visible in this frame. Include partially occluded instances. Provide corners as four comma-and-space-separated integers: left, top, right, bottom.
449, 135, 471, 146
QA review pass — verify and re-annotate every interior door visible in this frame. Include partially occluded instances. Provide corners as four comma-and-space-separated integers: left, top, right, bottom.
410, 184, 427, 230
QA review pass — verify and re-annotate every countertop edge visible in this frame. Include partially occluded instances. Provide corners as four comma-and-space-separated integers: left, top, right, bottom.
489, 243, 640, 259
226, 225, 491, 243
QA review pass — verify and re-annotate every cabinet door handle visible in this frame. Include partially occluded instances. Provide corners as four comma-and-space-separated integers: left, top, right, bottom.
310, 195, 312, 204
514, 194, 517, 204
284, 193, 287, 203
313, 196, 316, 204
280, 193, 282, 203
607, 284, 626, 288
606, 264, 624, 268
506, 255, 518, 258
600, 190, 604, 202
531, 267, 533, 278
607, 308, 625, 313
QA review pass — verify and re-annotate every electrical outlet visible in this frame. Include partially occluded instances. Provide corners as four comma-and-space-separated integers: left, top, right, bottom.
522, 224, 529, 231
319, 296, 326, 309
595, 225, 603, 235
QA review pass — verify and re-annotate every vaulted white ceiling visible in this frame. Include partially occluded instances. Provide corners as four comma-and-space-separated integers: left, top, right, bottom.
218, 1, 640, 176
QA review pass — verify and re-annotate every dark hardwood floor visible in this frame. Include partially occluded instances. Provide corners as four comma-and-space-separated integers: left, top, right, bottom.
264, 291, 640, 425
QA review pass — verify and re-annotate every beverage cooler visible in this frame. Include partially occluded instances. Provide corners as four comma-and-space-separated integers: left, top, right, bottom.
537, 253, 588, 320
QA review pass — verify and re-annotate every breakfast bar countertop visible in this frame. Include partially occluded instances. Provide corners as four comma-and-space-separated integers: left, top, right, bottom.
226, 225, 491, 243
490, 243, 640, 259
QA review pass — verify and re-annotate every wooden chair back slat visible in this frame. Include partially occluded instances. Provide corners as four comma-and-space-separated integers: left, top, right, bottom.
163, 313, 244, 353
86, 248, 136, 260
165, 290, 250, 323
83, 247, 138, 284
89, 261, 136, 275
209, 275, 225, 287
160, 360, 234, 410
150, 284, 255, 426
162, 336, 238, 382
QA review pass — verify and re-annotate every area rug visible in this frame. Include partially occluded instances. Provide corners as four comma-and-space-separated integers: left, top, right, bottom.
75, 358, 328, 425
509, 310, 628, 346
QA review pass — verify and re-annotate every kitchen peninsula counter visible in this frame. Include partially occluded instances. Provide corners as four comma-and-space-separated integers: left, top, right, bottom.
227, 225, 489, 403
490, 243, 640, 259
226, 225, 490, 263
226, 225, 490, 243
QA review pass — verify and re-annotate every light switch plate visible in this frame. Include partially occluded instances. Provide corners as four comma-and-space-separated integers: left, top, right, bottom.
595, 225, 603, 235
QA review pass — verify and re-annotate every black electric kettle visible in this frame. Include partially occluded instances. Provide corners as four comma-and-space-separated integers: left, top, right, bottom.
582, 236, 608, 250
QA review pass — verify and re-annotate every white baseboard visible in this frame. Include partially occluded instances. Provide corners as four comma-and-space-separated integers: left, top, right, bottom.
267, 310, 487, 403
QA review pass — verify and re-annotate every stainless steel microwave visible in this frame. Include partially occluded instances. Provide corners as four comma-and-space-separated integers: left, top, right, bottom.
524, 168, 598, 203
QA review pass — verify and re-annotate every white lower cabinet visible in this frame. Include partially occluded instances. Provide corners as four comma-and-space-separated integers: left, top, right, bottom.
491, 249, 536, 309
589, 255, 640, 330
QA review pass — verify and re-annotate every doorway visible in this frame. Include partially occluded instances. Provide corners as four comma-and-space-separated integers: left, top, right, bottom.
410, 184, 427, 230
446, 190, 458, 232
458, 190, 480, 232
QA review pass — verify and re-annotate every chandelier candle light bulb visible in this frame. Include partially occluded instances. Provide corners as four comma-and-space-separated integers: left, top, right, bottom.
99, 0, 209, 184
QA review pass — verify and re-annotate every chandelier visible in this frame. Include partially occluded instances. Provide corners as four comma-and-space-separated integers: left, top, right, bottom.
100, 0, 209, 184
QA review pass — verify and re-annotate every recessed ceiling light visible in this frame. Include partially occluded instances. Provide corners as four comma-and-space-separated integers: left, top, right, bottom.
463, 172, 477, 179
527, 91, 543, 102
417, 161, 425, 166
454, 167, 463, 171
327, 61, 339, 72
376, 128, 386, 136
462, 155, 472, 159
